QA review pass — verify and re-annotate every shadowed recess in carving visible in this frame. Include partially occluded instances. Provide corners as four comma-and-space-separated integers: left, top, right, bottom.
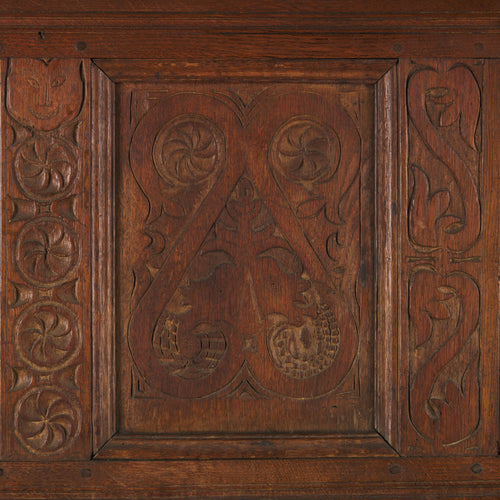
152, 114, 226, 186
14, 301, 82, 373
127, 91, 360, 401
6, 59, 83, 131
14, 217, 80, 286
4, 58, 86, 457
14, 137, 77, 202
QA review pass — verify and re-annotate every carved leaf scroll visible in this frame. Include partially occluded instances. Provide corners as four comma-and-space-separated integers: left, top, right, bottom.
405, 61, 482, 454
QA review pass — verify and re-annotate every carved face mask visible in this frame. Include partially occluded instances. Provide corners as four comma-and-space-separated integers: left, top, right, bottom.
6, 59, 83, 131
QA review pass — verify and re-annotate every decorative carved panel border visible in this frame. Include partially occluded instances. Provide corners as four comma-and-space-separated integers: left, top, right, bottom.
1, 58, 91, 459
398, 59, 499, 455
0, 57, 498, 468
91, 59, 400, 459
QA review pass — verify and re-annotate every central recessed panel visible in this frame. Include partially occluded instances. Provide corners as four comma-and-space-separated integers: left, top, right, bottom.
117, 83, 374, 434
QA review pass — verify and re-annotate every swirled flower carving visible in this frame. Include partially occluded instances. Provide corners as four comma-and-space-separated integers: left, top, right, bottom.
15, 217, 79, 286
14, 386, 81, 455
153, 115, 225, 186
269, 118, 340, 184
15, 301, 81, 372
14, 138, 76, 202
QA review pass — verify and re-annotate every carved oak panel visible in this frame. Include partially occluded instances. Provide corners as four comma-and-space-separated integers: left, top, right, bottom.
400, 59, 497, 455
1, 59, 91, 459
117, 83, 374, 434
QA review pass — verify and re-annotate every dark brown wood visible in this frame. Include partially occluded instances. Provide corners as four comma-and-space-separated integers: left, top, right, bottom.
96, 433, 397, 460
374, 63, 400, 450
117, 78, 373, 436
90, 62, 115, 455
0, 457, 498, 498
1, 58, 92, 459
93, 59, 396, 84
0, 31, 497, 60
398, 59, 498, 455
0, 1, 498, 59
0, 2, 499, 497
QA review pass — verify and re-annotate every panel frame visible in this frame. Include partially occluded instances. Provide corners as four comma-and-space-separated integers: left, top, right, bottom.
90, 58, 400, 459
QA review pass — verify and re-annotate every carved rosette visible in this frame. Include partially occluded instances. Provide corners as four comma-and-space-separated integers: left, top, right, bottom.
3, 59, 86, 458
269, 117, 340, 186
14, 386, 81, 456
128, 91, 361, 402
405, 60, 483, 454
152, 114, 226, 186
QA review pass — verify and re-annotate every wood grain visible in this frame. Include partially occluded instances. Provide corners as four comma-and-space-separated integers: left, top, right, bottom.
1, 58, 91, 459
399, 59, 498, 455
117, 81, 374, 436
0, 457, 497, 498
0, 2, 499, 496
90, 62, 115, 455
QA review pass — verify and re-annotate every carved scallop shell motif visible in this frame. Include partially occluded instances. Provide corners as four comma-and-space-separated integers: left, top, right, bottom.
152, 115, 225, 186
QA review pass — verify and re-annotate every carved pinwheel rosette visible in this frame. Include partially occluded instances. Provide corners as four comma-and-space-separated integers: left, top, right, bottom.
129, 94, 232, 225
152, 114, 225, 187
128, 94, 238, 311
14, 216, 80, 287
14, 386, 81, 456
4, 59, 86, 457
14, 137, 77, 203
269, 117, 341, 187
14, 301, 82, 373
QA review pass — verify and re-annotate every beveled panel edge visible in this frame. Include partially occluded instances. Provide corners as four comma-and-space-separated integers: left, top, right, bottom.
90, 61, 116, 454
373, 63, 400, 452
92, 58, 396, 84
90, 58, 401, 458
94, 433, 398, 460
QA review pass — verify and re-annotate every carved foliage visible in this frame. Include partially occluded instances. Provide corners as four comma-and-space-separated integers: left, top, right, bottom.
406, 61, 482, 452
127, 90, 360, 400
4, 59, 85, 457
150, 177, 343, 385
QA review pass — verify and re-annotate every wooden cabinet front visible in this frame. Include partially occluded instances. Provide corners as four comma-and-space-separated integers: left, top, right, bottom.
0, 2, 499, 497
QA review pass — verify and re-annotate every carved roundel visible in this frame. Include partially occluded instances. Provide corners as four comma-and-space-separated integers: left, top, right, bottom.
14, 301, 82, 373
152, 114, 226, 186
15, 216, 80, 287
269, 117, 340, 184
14, 137, 77, 202
14, 386, 81, 456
